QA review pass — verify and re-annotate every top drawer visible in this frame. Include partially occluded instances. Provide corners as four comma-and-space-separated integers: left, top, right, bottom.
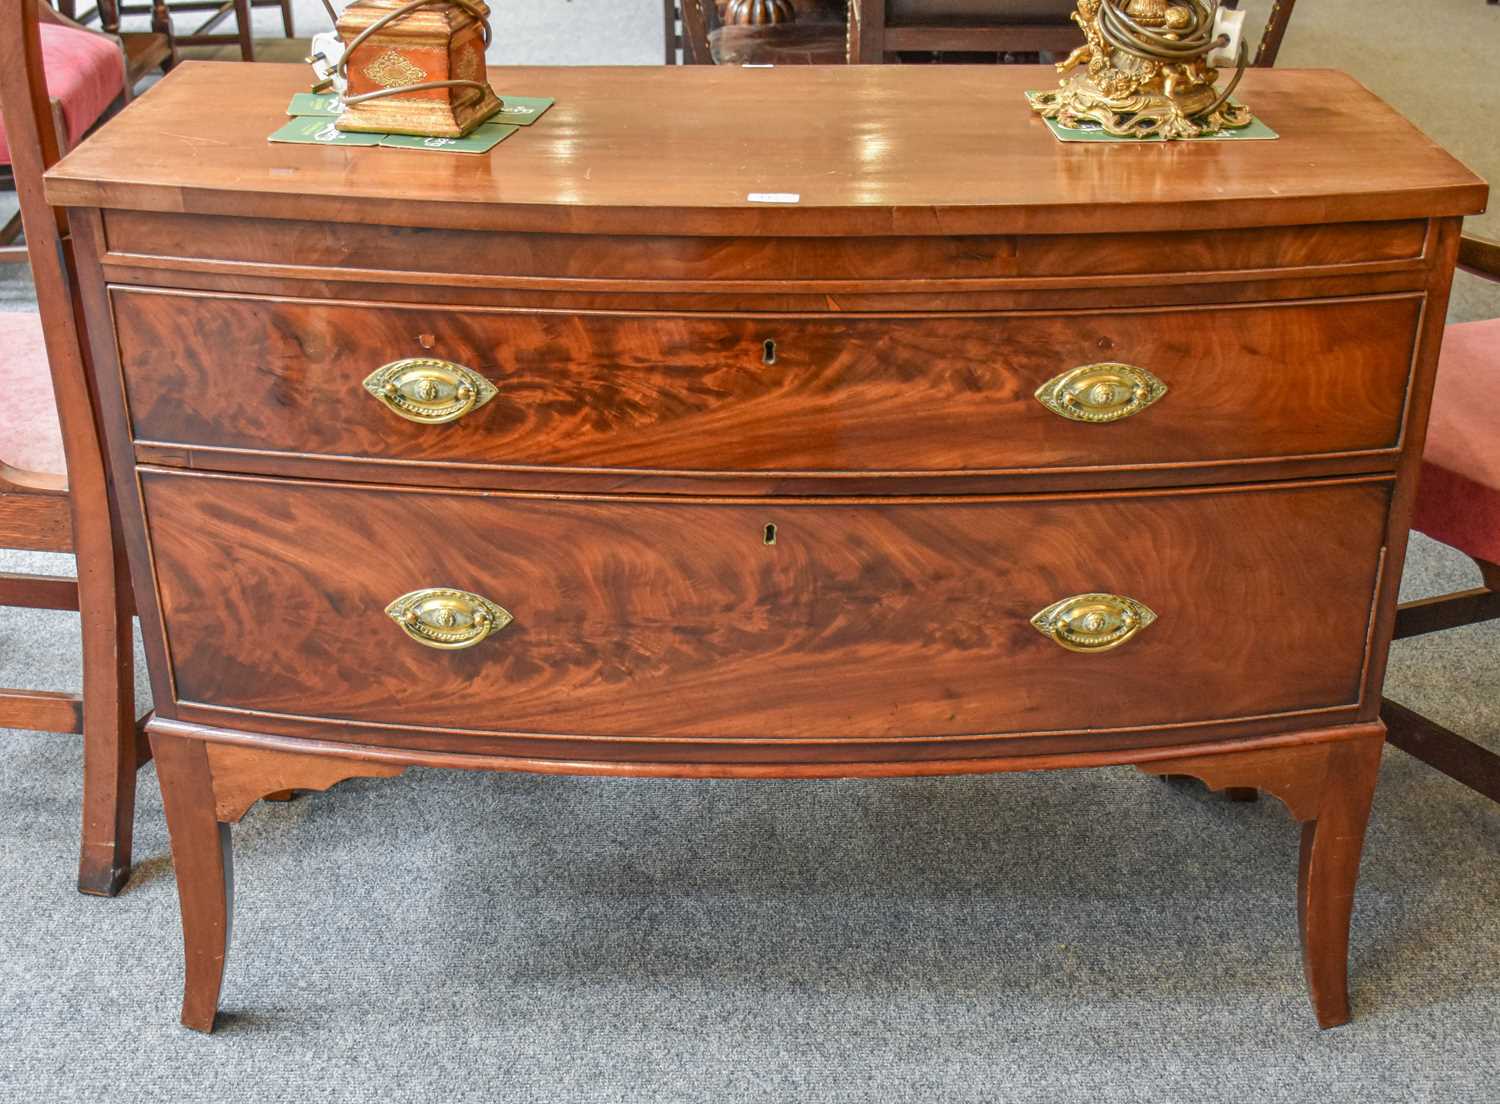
112, 288, 1421, 487
100, 212, 1431, 290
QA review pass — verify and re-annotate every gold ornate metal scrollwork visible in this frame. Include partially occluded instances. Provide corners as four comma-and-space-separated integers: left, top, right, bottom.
362, 358, 498, 425
1030, 0, 1251, 140
1030, 593, 1157, 653
1035, 362, 1167, 424
385, 587, 513, 650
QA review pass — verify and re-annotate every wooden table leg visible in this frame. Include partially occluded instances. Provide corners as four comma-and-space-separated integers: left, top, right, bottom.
1297, 734, 1382, 1028
151, 732, 233, 1034
149, 723, 408, 1029
1139, 723, 1385, 1028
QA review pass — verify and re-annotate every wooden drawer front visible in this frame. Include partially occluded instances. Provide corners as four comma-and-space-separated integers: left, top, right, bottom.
102, 211, 1429, 287
115, 290, 1420, 478
141, 472, 1388, 744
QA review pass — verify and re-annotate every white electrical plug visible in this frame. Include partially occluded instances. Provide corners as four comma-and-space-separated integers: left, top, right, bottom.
306, 30, 347, 95
1209, 5, 1246, 67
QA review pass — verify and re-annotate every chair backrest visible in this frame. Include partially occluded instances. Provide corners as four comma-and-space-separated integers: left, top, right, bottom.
679, 0, 719, 64
1219, 0, 1298, 66
0, 0, 115, 508
850, 0, 1297, 65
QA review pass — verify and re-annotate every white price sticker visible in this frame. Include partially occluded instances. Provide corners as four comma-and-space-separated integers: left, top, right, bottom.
746, 192, 800, 204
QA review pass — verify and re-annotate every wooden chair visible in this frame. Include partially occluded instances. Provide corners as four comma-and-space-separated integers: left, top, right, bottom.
848, 0, 1298, 65
0, 0, 147, 895
679, 0, 862, 65
1219, 0, 1295, 67
44, 2, 176, 86
849, 0, 1080, 61
681, 0, 1069, 64
1381, 232, 1500, 803
62, 0, 290, 61
1, 3, 170, 264
684, 0, 1299, 67
665, 0, 685, 62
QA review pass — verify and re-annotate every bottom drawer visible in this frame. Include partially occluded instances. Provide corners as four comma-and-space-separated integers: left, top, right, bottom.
140, 472, 1388, 748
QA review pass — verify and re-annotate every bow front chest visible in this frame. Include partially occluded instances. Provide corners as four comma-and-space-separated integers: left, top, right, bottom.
45, 62, 1487, 1031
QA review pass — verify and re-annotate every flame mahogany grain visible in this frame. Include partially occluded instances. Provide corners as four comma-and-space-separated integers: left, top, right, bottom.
112, 290, 1422, 482
51, 64, 1487, 1031
98, 210, 1431, 289
139, 470, 1391, 747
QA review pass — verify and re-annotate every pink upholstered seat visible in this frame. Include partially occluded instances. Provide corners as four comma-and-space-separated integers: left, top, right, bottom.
0, 23, 123, 164
0, 311, 66, 476
1412, 318, 1500, 567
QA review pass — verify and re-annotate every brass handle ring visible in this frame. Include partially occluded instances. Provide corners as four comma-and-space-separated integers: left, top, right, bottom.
1035, 362, 1167, 424
363, 357, 498, 425
385, 587, 513, 650
1030, 592, 1157, 653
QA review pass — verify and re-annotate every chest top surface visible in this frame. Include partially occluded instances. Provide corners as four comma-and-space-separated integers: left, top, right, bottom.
45, 63, 1485, 238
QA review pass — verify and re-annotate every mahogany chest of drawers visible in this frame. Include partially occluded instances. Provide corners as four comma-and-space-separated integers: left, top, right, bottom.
46, 62, 1487, 1032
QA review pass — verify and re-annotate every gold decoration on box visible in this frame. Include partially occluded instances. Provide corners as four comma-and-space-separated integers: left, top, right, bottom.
1030, 0, 1250, 140
1035, 362, 1167, 423
1031, 593, 1158, 653
454, 43, 482, 85
385, 587, 513, 650
363, 49, 427, 89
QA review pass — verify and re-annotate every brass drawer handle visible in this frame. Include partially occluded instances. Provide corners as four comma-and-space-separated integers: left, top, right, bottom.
1030, 592, 1157, 653
385, 587, 513, 650
362, 358, 498, 425
1035, 362, 1167, 423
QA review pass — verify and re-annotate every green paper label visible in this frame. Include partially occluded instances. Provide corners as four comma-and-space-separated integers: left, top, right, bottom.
286, 93, 342, 117
378, 123, 519, 154
492, 96, 554, 126
267, 115, 384, 146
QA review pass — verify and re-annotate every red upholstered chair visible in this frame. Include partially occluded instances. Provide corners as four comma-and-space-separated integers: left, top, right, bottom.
1, 4, 169, 264
0, 0, 147, 895
1381, 232, 1500, 803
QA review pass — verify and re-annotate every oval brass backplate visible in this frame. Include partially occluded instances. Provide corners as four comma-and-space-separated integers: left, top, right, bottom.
1030, 593, 1157, 653
385, 587, 513, 650
362, 358, 499, 425
1034, 362, 1167, 424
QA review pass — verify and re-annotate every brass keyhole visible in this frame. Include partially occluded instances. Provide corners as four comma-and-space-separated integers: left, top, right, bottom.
762, 339, 777, 365
763, 522, 777, 545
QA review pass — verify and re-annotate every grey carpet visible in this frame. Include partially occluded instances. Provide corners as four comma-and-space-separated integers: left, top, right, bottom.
2, 1, 1498, 1099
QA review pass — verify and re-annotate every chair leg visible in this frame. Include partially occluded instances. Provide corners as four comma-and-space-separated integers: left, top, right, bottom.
152, 732, 233, 1033
1382, 699, 1500, 803
236, 0, 255, 60
279, 0, 294, 38
75, 514, 138, 897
